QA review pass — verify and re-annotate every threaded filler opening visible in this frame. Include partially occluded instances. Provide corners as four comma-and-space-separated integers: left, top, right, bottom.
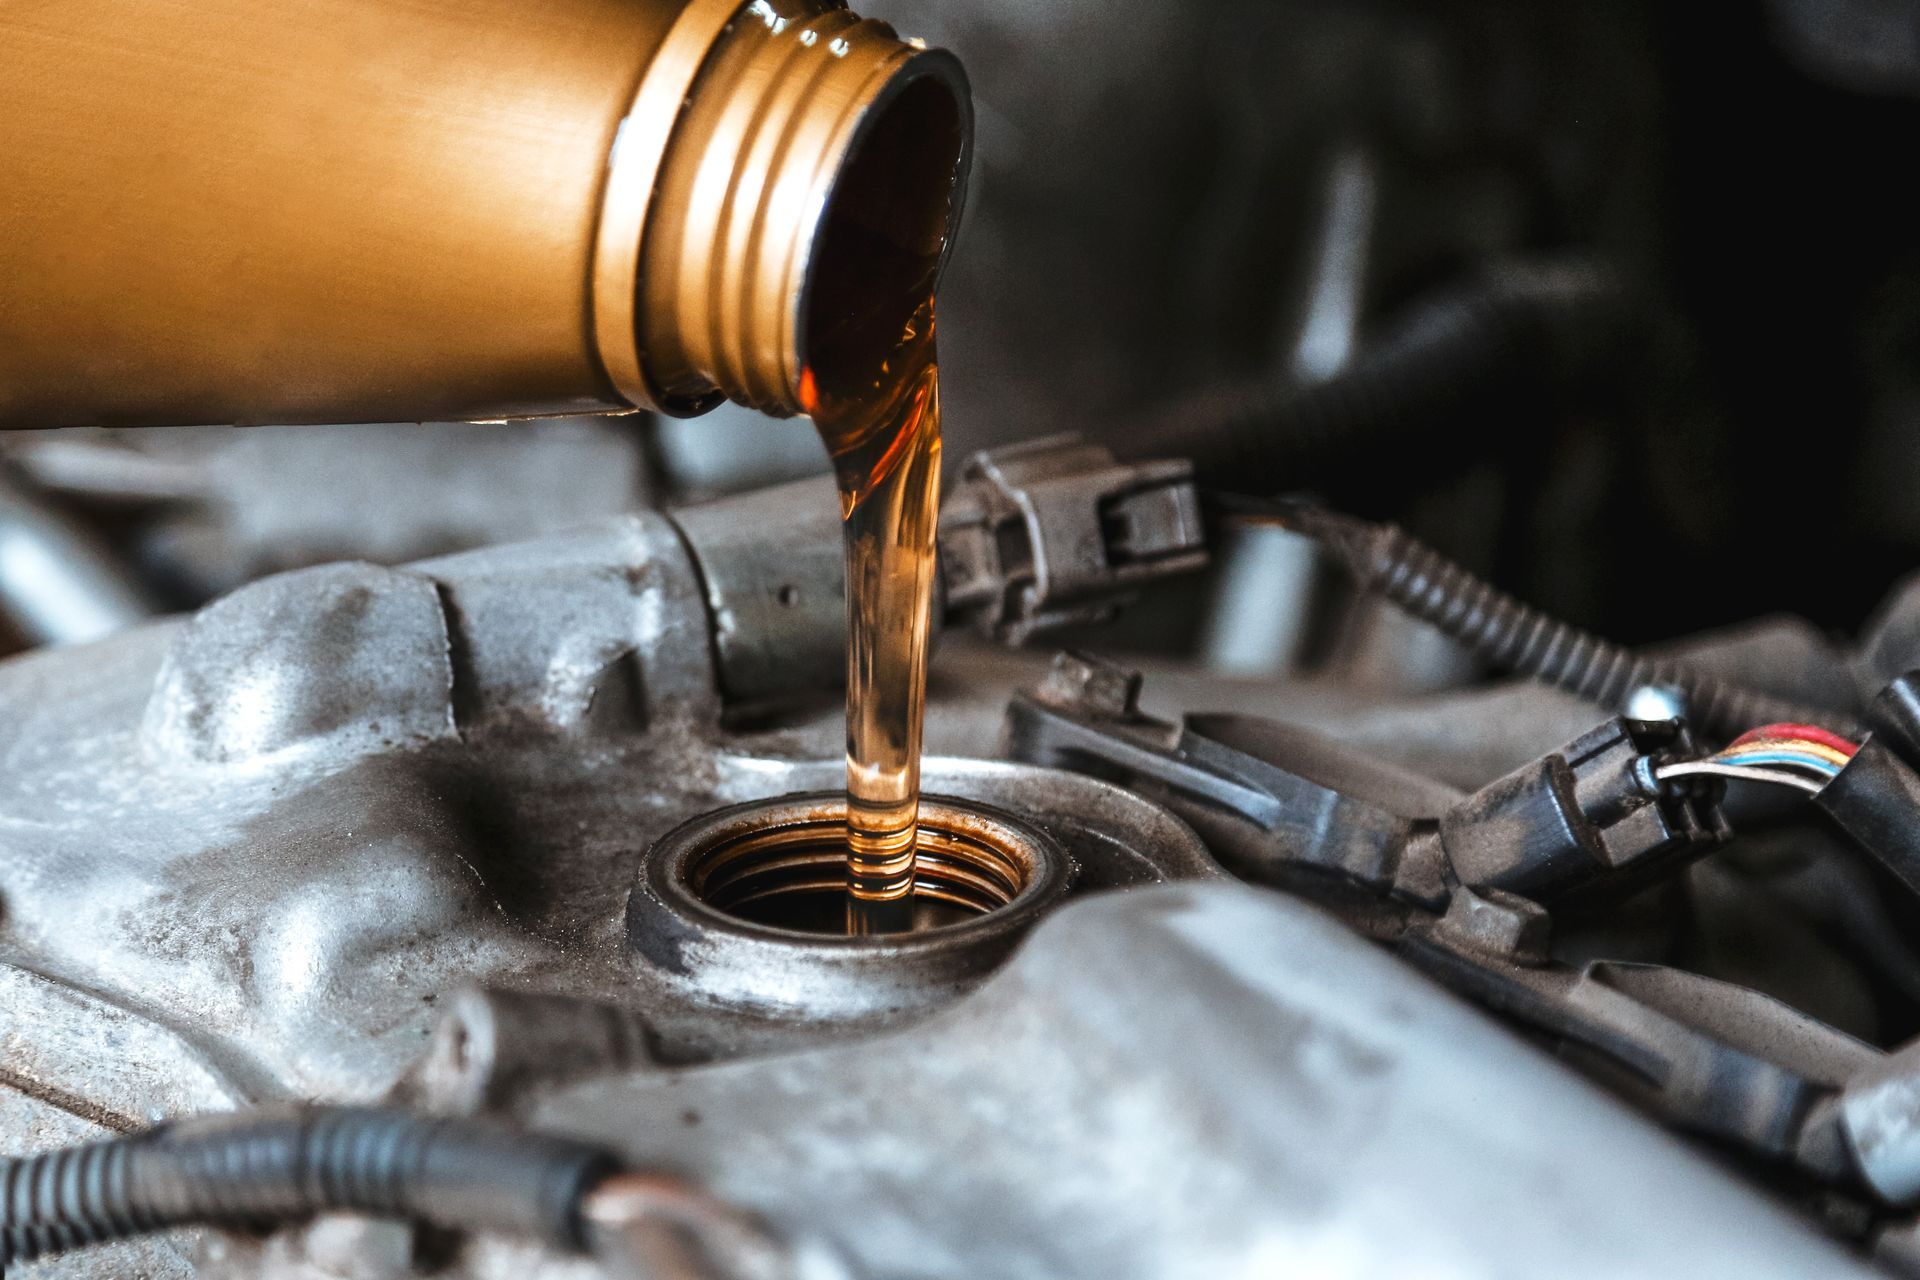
675, 794, 1048, 935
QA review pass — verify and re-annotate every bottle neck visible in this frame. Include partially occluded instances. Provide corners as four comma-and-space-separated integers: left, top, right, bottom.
623, 0, 970, 418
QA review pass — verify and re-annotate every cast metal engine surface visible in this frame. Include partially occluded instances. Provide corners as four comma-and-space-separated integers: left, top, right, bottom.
0, 506, 1896, 1278
0, 511, 1214, 1275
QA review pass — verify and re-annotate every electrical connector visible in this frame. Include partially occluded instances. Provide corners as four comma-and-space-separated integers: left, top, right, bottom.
940, 436, 1207, 645
1439, 718, 1728, 905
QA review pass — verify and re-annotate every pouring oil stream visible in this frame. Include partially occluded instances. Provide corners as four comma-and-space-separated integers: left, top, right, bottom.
804, 294, 942, 935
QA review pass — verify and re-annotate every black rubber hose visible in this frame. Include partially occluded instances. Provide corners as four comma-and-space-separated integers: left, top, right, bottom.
0, 1106, 618, 1268
1250, 500, 1864, 742
1120, 259, 1635, 493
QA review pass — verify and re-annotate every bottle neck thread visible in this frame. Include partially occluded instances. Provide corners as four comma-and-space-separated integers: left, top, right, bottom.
621, 0, 970, 418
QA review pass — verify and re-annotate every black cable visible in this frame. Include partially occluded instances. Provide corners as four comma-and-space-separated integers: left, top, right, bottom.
1228, 497, 1863, 743
1120, 259, 1635, 494
1814, 737, 1920, 903
0, 1106, 617, 1268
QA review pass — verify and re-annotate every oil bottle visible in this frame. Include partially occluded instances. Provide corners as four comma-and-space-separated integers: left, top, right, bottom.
0, 0, 971, 431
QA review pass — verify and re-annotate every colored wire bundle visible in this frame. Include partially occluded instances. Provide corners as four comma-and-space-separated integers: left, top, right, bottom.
1655, 722, 1860, 795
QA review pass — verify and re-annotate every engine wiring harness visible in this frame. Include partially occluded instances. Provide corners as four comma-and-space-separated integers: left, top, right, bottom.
1211, 495, 1865, 743
0, 1107, 616, 1270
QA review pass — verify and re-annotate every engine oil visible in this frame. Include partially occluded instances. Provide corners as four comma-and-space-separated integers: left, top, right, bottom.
790, 45, 965, 936
805, 290, 943, 934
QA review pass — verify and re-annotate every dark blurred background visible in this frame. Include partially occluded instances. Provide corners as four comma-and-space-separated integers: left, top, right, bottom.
885, 0, 1920, 647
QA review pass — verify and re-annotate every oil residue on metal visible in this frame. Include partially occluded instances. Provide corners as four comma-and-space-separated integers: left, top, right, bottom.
803, 285, 942, 936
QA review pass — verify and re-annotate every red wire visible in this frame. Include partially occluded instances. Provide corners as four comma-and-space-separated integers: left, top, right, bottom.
1729, 722, 1860, 757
